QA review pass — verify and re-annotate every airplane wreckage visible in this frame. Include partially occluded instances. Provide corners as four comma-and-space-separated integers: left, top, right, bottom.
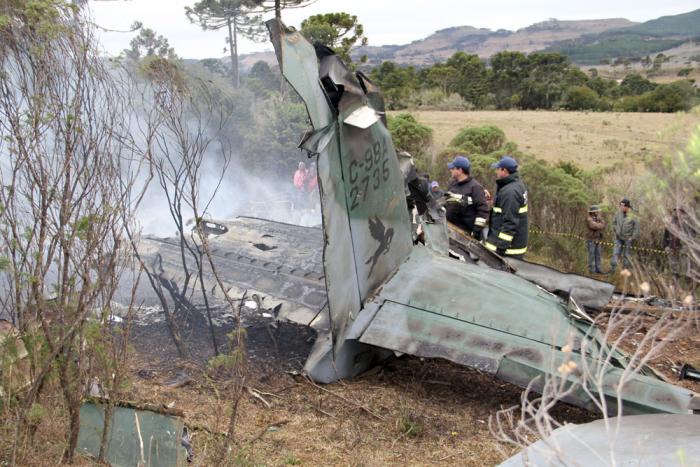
140, 19, 699, 416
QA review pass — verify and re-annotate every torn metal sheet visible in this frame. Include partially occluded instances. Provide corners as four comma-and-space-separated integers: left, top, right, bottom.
505, 257, 615, 311
267, 18, 699, 415
77, 402, 188, 466
447, 222, 614, 310
499, 414, 700, 466
344, 105, 379, 129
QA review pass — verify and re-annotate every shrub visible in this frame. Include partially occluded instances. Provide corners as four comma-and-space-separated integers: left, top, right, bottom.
614, 80, 697, 112
406, 88, 472, 110
562, 85, 601, 110
387, 113, 433, 159
449, 125, 506, 154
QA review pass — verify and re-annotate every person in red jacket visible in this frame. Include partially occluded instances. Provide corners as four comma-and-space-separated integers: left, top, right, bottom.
293, 161, 308, 209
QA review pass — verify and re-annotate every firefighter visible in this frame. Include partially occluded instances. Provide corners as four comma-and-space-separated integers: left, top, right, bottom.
444, 155, 489, 238
485, 155, 528, 259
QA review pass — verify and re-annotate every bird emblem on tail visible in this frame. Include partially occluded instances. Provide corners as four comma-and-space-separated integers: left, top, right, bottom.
365, 216, 394, 278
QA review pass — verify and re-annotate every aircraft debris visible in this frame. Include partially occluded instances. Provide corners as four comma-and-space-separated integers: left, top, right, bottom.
499, 414, 700, 466
77, 401, 190, 466
680, 363, 700, 382
265, 18, 699, 415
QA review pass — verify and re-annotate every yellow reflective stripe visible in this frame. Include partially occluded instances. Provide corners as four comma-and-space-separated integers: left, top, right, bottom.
474, 217, 487, 227
492, 206, 528, 214
498, 232, 513, 242
484, 242, 498, 252
505, 247, 527, 255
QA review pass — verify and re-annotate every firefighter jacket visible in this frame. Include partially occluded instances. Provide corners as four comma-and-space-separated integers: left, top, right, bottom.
612, 211, 640, 241
445, 176, 489, 235
485, 172, 528, 256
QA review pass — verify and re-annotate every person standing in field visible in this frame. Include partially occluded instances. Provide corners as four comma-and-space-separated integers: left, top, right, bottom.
585, 205, 606, 274
610, 198, 639, 273
485, 155, 529, 259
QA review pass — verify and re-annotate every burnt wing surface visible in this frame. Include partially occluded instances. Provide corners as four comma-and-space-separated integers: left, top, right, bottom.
265, 19, 699, 415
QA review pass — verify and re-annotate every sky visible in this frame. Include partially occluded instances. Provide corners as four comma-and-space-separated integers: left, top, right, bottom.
88, 0, 700, 59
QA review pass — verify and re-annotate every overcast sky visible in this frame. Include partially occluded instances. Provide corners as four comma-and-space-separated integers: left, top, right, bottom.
88, 0, 699, 59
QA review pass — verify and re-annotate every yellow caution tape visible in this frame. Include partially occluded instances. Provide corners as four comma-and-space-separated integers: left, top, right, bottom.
529, 228, 667, 255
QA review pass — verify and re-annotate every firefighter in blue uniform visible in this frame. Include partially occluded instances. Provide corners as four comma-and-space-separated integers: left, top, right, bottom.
445, 155, 489, 238
485, 156, 528, 259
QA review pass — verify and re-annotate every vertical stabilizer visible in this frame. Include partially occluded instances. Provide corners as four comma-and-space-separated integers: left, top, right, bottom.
266, 20, 412, 349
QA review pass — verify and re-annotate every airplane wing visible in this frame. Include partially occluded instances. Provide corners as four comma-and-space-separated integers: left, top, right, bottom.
354, 247, 694, 414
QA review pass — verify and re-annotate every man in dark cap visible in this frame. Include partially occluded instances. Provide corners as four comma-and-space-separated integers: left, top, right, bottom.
484, 155, 529, 259
444, 155, 489, 238
585, 205, 606, 273
610, 197, 640, 273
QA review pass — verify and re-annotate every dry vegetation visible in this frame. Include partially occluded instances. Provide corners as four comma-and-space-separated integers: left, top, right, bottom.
404, 110, 700, 169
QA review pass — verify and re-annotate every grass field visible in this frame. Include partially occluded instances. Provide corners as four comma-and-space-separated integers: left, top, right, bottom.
401, 110, 700, 169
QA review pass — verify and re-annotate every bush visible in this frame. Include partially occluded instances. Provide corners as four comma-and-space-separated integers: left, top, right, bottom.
562, 85, 601, 110
449, 125, 506, 154
387, 113, 433, 172
406, 88, 472, 110
614, 80, 697, 112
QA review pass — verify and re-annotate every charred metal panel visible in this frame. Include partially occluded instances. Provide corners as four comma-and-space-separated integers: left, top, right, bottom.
139, 217, 327, 327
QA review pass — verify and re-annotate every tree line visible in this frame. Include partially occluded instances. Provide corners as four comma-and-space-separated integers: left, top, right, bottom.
368, 51, 699, 112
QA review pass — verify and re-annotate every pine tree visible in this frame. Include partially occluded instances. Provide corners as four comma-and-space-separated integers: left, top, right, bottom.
185, 0, 264, 88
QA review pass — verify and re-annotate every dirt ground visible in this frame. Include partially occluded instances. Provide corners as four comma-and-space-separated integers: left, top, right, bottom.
401, 110, 700, 169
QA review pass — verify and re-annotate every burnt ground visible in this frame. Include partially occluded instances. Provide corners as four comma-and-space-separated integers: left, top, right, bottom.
129, 309, 316, 376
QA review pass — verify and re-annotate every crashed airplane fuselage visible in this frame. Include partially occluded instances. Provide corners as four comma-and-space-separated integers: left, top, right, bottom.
262, 19, 700, 416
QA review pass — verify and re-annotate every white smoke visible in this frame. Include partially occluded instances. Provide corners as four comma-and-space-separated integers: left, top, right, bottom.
136, 147, 321, 237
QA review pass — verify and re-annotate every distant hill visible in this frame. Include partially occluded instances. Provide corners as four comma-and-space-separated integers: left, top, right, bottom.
233, 9, 700, 71
545, 9, 700, 64
356, 19, 635, 66
621, 8, 700, 36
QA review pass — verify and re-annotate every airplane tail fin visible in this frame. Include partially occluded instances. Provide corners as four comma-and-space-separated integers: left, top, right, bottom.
267, 20, 413, 346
